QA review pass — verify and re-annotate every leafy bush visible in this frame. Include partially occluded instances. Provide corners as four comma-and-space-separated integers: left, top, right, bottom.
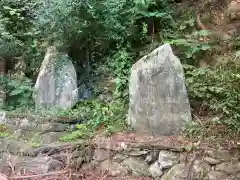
106, 49, 135, 98
59, 99, 128, 141
184, 64, 240, 130
0, 75, 34, 111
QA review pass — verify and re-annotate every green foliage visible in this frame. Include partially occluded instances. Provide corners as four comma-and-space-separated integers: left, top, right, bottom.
184, 64, 240, 129
0, 123, 10, 138
183, 120, 204, 139
59, 99, 128, 141
0, 0, 36, 55
0, 75, 34, 111
163, 12, 214, 65
107, 49, 134, 98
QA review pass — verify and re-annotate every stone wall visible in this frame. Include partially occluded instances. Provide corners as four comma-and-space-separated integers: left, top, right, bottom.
0, 113, 239, 179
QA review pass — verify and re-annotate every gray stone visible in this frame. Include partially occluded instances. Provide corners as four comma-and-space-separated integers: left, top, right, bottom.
71, 150, 85, 159
0, 111, 6, 124
16, 156, 62, 173
100, 160, 128, 176
149, 161, 163, 178
122, 157, 150, 176
0, 139, 31, 155
19, 118, 32, 130
206, 150, 236, 162
0, 154, 62, 174
158, 150, 179, 169
192, 160, 211, 178
93, 149, 112, 161
41, 132, 67, 143
145, 151, 159, 164
34, 46, 78, 110
36, 123, 68, 132
161, 160, 212, 180
12, 129, 37, 141
207, 171, 228, 180
160, 164, 188, 180
113, 153, 127, 162
204, 156, 221, 165
47, 159, 63, 171
128, 43, 191, 136
215, 161, 240, 175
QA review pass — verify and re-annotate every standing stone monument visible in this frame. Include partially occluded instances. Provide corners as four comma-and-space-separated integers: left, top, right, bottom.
128, 43, 191, 136
34, 46, 78, 110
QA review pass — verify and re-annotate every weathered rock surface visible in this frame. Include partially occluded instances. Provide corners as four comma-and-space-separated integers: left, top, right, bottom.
34, 46, 78, 110
207, 171, 228, 180
122, 157, 150, 176
149, 161, 163, 177
0, 153, 62, 174
128, 43, 191, 136
158, 150, 179, 169
215, 161, 240, 175
100, 160, 128, 176
160, 164, 188, 180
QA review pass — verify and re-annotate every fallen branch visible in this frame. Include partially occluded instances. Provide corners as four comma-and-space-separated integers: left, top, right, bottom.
9, 170, 69, 179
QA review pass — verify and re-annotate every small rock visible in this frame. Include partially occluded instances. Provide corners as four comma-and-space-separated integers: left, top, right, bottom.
93, 149, 112, 161
72, 150, 84, 159
113, 153, 127, 162
158, 150, 179, 169
179, 153, 187, 163
215, 161, 240, 175
0, 139, 31, 155
16, 156, 57, 173
122, 157, 150, 176
100, 160, 128, 176
204, 156, 221, 165
41, 132, 67, 143
160, 163, 188, 180
149, 161, 163, 178
206, 150, 234, 162
193, 159, 211, 175
13, 130, 36, 141
145, 150, 159, 164
0, 111, 6, 124
207, 171, 228, 180
37, 123, 68, 132
19, 118, 32, 130
47, 159, 63, 171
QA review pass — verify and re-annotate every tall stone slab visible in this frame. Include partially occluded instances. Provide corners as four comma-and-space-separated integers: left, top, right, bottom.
128, 43, 191, 136
34, 46, 78, 110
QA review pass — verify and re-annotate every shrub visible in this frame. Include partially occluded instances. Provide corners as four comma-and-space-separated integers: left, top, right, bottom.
184, 64, 240, 130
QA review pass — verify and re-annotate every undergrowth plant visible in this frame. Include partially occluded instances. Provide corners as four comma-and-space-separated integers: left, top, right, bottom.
59, 99, 128, 141
0, 75, 34, 111
184, 64, 240, 134
107, 49, 134, 98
